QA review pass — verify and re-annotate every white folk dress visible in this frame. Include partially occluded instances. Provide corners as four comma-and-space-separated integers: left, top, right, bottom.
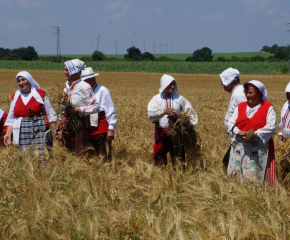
228, 102, 277, 185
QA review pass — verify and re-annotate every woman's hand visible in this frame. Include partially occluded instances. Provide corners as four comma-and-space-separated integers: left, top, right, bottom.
276, 136, 284, 147
69, 107, 79, 116
107, 130, 114, 141
237, 130, 247, 139
54, 130, 63, 141
4, 134, 12, 146
163, 108, 176, 116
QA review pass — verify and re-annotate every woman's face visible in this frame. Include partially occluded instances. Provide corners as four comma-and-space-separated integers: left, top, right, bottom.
17, 76, 31, 93
286, 92, 290, 102
245, 85, 262, 106
163, 80, 176, 96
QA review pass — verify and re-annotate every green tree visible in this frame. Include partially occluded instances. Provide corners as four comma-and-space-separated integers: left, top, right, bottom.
25, 46, 38, 60
92, 51, 106, 61
0, 48, 11, 60
9, 46, 38, 60
124, 46, 141, 60
141, 52, 155, 61
187, 47, 213, 62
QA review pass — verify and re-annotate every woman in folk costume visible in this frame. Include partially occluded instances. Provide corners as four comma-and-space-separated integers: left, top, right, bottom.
277, 82, 290, 147
228, 80, 277, 186
55, 59, 99, 154
147, 74, 198, 166
81, 67, 117, 161
0, 109, 8, 148
4, 71, 57, 154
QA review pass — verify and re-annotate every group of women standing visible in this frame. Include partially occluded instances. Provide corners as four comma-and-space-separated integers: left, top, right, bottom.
1, 70, 290, 187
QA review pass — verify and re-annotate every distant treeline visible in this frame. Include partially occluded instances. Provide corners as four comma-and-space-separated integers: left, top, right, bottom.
1, 45, 289, 63
0, 46, 38, 61
260, 44, 290, 61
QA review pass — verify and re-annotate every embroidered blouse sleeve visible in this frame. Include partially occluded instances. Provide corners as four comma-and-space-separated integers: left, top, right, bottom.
147, 95, 164, 122
43, 96, 57, 122
255, 106, 277, 144
180, 96, 198, 127
79, 85, 99, 116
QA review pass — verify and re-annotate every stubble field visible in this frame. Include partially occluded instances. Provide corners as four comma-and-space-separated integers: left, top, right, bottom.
0, 70, 290, 239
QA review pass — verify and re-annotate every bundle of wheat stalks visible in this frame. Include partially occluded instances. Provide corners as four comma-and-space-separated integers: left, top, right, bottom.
275, 139, 290, 184
167, 112, 203, 168
49, 85, 82, 135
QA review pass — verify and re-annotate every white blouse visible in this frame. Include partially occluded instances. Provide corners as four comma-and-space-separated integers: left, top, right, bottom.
148, 93, 198, 128
63, 79, 99, 116
278, 101, 290, 139
90, 83, 117, 131
228, 103, 276, 145
224, 85, 247, 132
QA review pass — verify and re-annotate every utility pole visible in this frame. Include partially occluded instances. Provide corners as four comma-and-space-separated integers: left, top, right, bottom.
165, 43, 167, 54
144, 41, 145, 53
53, 26, 61, 57
153, 43, 155, 54
160, 44, 162, 54
132, 41, 133, 47
172, 44, 173, 54
115, 41, 117, 61
96, 34, 100, 52
176, 45, 177, 54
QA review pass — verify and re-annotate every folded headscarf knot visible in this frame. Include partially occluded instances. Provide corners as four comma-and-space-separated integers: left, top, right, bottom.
64, 59, 86, 75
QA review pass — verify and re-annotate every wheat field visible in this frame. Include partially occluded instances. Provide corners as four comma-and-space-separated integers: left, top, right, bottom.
0, 69, 290, 239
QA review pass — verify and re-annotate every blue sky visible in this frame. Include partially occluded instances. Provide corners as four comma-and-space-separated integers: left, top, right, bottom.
0, 0, 289, 55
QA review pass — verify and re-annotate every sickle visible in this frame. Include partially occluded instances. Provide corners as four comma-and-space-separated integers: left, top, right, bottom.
231, 118, 254, 142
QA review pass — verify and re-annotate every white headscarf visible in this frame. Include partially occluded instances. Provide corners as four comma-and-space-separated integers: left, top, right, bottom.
220, 67, 240, 86
285, 82, 290, 93
64, 59, 86, 75
11, 71, 44, 144
159, 74, 178, 95
248, 80, 268, 101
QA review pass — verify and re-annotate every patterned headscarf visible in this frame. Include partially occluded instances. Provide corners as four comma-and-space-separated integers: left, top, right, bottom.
64, 59, 86, 75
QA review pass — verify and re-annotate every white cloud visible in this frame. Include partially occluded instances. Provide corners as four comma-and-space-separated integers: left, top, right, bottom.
1, 0, 47, 8
242, 0, 279, 16
112, 12, 126, 19
210, 13, 225, 21
37, 14, 56, 26
105, 1, 130, 11
8, 20, 31, 30
154, 8, 164, 14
